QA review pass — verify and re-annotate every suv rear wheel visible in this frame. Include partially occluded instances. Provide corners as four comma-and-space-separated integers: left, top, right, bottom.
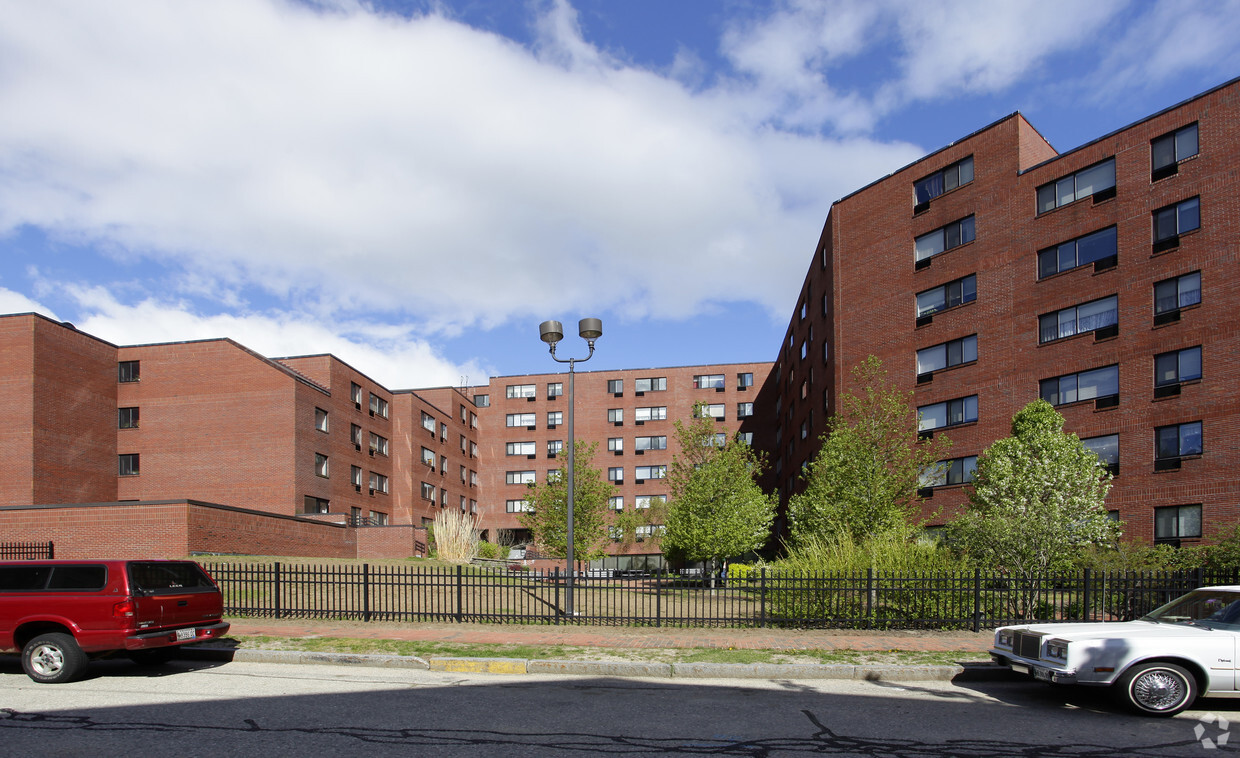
22, 633, 88, 684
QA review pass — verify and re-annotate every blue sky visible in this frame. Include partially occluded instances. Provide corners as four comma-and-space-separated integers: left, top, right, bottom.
1, 0, 1238, 389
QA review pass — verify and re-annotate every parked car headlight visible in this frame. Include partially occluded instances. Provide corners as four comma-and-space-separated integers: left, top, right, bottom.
1045, 639, 1069, 661
996, 630, 1013, 649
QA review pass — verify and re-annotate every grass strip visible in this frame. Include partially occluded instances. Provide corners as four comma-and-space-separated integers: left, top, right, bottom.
227, 635, 988, 667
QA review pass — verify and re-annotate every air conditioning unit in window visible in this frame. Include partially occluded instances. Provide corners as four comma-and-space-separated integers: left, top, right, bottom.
354, 484, 362, 492
1153, 383, 1182, 400
1094, 395, 1120, 411
1152, 235, 1180, 254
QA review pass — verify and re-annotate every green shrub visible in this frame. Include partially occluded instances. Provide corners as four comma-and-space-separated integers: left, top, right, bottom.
1076, 541, 1204, 572
761, 531, 974, 628
476, 541, 502, 560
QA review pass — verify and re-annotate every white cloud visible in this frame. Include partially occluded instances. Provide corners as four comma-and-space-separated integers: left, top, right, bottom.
1091, 1, 1240, 97
0, 287, 57, 319
718, 0, 1166, 129
0, 0, 918, 335
57, 284, 488, 389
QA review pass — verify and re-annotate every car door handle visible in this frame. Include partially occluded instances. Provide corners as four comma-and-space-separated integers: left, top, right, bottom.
178, 600, 188, 606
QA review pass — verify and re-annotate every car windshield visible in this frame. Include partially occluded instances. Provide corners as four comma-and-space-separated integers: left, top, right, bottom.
1143, 589, 1240, 630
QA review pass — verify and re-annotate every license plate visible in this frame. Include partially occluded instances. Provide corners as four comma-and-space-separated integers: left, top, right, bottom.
1010, 663, 1031, 676
176, 628, 196, 641
1033, 666, 1053, 682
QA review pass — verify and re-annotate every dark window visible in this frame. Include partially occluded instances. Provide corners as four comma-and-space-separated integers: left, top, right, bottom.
1037, 226, 1117, 278
302, 496, 329, 514
916, 274, 976, 318
46, 565, 108, 591
1152, 123, 1198, 178
607, 379, 623, 394
915, 216, 975, 263
1154, 272, 1200, 315
1155, 504, 1202, 540
1156, 421, 1202, 460
1153, 197, 1200, 242
1039, 365, 1119, 406
737, 372, 753, 389
128, 562, 215, 593
118, 453, 139, 476
118, 361, 140, 383
918, 396, 978, 431
473, 394, 490, 407
922, 456, 977, 487
118, 407, 139, 429
634, 377, 666, 392
0, 566, 53, 591
1036, 159, 1115, 214
1039, 296, 1117, 343
1081, 434, 1119, 468
1155, 346, 1202, 387
913, 156, 974, 205
916, 335, 977, 375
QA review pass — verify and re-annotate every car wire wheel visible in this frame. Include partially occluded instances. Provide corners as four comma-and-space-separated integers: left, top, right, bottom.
1120, 662, 1196, 716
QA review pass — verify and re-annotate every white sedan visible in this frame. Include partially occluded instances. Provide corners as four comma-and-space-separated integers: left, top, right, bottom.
990, 585, 1240, 716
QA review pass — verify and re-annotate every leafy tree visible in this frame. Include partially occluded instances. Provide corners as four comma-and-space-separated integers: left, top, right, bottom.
661, 405, 776, 577
788, 356, 948, 545
950, 399, 1119, 613
518, 440, 614, 565
1202, 524, 1240, 574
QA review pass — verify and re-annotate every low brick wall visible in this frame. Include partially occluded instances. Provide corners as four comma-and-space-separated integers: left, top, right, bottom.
0, 499, 412, 559
356, 524, 427, 560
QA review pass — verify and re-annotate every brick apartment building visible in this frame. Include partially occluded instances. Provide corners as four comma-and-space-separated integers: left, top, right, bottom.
771, 76, 1240, 547
0, 315, 479, 558
467, 363, 772, 552
1, 77, 1236, 558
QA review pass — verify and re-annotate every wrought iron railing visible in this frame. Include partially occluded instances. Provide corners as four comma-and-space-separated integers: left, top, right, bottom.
0, 541, 54, 560
200, 563, 1237, 631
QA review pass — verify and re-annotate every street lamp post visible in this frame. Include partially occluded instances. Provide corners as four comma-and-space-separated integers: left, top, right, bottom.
538, 317, 602, 617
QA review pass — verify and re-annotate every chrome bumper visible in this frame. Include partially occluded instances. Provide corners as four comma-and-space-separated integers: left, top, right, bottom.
991, 652, 1077, 684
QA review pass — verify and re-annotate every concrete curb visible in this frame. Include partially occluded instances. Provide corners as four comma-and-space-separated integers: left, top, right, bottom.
183, 645, 1011, 682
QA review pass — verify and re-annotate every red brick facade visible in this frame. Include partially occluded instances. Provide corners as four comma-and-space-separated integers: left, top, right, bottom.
2, 79, 1237, 557
771, 78, 1240, 546
470, 362, 772, 552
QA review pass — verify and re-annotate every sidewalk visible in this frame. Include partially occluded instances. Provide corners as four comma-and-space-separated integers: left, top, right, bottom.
195, 618, 1006, 682
227, 618, 995, 653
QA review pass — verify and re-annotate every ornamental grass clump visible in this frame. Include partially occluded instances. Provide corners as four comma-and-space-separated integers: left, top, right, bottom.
432, 508, 481, 564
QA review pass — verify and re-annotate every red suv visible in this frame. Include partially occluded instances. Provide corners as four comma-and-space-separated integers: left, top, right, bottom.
0, 560, 230, 683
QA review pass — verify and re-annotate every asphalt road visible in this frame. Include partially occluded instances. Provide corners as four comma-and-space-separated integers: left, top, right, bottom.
0, 657, 1235, 757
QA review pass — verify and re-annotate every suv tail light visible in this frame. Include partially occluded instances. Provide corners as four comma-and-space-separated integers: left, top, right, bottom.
112, 599, 136, 619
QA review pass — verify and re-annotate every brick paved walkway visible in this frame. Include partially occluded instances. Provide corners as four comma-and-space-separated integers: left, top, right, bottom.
229, 618, 995, 653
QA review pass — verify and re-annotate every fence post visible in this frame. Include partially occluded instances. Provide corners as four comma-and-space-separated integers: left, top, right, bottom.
274, 562, 282, 620
553, 567, 561, 625
655, 568, 662, 628
759, 568, 767, 629
455, 564, 463, 623
972, 569, 981, 632
363, 564, 371, 623
1081, 568, 1091, 623
865, 568, 874, 630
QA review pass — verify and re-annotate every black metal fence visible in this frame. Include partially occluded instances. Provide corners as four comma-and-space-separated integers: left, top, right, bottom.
202, 563, 1240, 631
0, 541, 54, 560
